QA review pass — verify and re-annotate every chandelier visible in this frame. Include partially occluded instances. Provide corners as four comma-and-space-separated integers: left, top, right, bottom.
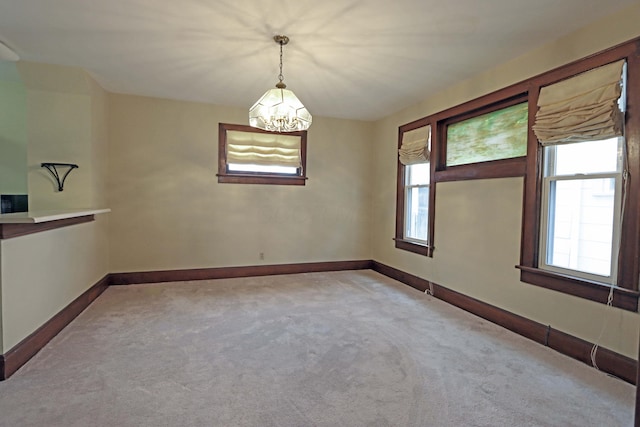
249, 35, 312, 132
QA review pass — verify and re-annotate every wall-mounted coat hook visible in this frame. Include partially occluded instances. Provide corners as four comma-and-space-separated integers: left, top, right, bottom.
41, 163, 78, 192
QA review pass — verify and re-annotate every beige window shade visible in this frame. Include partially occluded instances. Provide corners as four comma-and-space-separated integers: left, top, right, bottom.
533, 60, 625, 145
226, 130, 301, 167
399, 125, 430, 165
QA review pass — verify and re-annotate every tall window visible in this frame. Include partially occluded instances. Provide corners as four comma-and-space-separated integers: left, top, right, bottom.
519, 53, 640, 311
404, 163, 430, 242
540, 137, 624, 283
395, 123, 432, 256
534, 60, 626, 287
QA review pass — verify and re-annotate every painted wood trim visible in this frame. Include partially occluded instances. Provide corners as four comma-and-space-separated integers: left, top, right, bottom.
430, 281, 548, 345
621, 40, 640, 296
518, 265, 639, 312
216, 174, 307, 185
395, 120, 436, 258
110, 260, 374, 285
547, 328, 636, 384
371, 260, 431, 292
0, 275, 110, 380
217, 122, 308, 186
519, 39, 640, 304
2, 260, 635, 387
393, 239, 431, 256
0, 215, 94, 239
434, 156, 526, 182
370, 260, 637, 384
637, 258, 640, 426
394, 125, 407, 248
436, 94, 528, 179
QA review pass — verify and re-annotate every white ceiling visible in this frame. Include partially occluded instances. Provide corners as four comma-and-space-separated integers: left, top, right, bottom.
0, 0, 636, 121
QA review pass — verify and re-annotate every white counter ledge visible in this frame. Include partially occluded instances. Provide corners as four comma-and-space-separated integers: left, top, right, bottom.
0, 208, 110, 224
0, 209, 110, 239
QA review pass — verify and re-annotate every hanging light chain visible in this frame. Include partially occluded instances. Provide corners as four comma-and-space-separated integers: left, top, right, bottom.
278, 40, 284, 84
274, 35, 289, 89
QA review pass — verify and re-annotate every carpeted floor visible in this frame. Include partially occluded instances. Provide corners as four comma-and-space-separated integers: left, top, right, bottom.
0, 270, 634, 426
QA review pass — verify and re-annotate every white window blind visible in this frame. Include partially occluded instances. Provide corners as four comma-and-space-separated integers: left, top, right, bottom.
533, 60, 625, 145
399, 125, 430, 165
226, 130, 301, 168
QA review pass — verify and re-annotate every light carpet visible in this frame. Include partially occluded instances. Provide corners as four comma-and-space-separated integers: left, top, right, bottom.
0, 270, 634, 426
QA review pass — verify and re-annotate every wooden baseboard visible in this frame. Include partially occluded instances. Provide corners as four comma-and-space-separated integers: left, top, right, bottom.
3, 260, 635, 385
0, 275, 110, 380
2, 262, 369, 380
371, 260, 637, 385
547, 328, 637, 384
110, 260, 373, 285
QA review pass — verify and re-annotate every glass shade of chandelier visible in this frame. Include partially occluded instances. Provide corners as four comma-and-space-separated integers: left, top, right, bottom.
249, 35, 312, 132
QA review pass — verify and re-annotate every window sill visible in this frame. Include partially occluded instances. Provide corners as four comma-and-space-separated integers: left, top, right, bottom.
393, 238, 433, 257
217, 173, 307, 186
516, 265, 639, 312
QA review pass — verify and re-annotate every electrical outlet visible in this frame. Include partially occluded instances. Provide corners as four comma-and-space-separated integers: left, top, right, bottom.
259, 252, 264, 260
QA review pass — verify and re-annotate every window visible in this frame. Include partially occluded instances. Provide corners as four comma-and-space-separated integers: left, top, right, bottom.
434, 95, 528, 183
395, 123, 433, 256
217, 123, 307, 185
446, 102, 528, 167
394, 94, 530, 256
539, 137, 624, 284
519, 45, 640, 311
404, 163, 430, 242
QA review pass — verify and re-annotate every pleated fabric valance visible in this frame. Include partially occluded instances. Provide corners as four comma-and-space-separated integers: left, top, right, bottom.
226, 130, 301, 168
399, 125, 430, 165
533, 60, 625, 145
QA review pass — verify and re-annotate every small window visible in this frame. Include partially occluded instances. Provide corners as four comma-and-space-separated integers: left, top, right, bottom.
435, 96, 528, 183
446, 102, 528, 167
217, 123, 307, 185
395, 123, 433, 256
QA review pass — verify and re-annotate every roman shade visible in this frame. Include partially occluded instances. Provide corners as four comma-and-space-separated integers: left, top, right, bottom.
399, 125, 430, 165
226, 130, 301, 168
533, 60, 625, 145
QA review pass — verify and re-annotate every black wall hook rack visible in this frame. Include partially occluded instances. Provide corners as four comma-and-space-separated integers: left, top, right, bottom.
41, 163, 78, 192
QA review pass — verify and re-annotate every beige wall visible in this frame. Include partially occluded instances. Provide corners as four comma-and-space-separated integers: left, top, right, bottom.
0, 63, 110, 353
108, 94, 373, 273
89, 77, 109, 208
18, 62, 108, 210
1, 217, 109, 351
371, 4, 640, 358
0, 65, 28, 195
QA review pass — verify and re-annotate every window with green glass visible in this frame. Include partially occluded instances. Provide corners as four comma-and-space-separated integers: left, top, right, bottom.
446, 102, 528, 166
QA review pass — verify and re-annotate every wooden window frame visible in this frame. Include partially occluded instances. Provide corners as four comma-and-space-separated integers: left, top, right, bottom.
434, 93, 528, 183
394, 37, 640, 311
217, 123, 308, 185
395, 87, 530, 257
518, 39, 640, 312
538, 139, 624, 285
395, 119, 435, 257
